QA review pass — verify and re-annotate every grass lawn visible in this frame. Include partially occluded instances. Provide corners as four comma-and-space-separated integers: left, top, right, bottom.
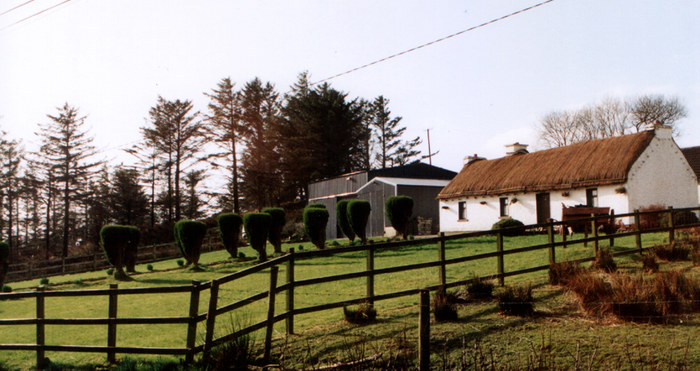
1, 231, 696, 369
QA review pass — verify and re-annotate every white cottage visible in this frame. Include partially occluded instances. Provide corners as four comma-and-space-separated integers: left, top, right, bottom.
437, 125, 698, 232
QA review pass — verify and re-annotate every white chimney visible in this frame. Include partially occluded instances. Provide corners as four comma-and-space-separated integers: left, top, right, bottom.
463, 153, 485, 165
505, 142, 529, 156
645, 120, 672, 139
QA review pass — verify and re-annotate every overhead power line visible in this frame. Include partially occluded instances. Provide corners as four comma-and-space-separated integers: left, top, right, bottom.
0, 0, 36, 16
312, 0, 557, 85
1, 0, 74, 31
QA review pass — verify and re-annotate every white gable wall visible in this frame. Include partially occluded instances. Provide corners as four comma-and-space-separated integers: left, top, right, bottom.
625, 130, 698, 210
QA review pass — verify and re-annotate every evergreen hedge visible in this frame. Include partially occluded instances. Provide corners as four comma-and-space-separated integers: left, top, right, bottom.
347, 200, 371, 243
306, 203, 326, 209
100, 225, 131, 280
124, 226, 140, 273
491, 218, 526, 236
263, 207, 286, 254
336, 200, 356, 241
243, 213, 272, 261
217, 213, 243, 259
0, 241, 9, 288
304, 206, 329, 249
385, 196, 414, 240
174, 220, 207, 269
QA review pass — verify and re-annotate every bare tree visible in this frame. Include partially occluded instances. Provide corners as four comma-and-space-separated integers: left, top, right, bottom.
628, 94, 687, 133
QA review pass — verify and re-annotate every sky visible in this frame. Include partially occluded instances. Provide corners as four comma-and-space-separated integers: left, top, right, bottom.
1, 0, 700, 181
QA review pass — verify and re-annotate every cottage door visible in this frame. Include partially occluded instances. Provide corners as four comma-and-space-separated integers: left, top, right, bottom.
536, 193, 551, 224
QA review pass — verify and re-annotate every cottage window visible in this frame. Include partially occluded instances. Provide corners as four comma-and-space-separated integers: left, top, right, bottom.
458, 201, 467, 221
586, 188, 598, 207
499, 197, 509, 217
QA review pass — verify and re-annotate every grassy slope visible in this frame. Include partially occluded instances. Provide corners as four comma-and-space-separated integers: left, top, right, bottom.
1, 232, 695, 369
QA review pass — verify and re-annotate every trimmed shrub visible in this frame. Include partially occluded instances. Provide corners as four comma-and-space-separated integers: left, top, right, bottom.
174, 220, 207, 268
432, 291, 459, 322
217, 213, 243, 259
1, 285, 11, 293
385, 196, 413, 240
498, 285, 534, 316
0, 241, 8, 289
343, 302, 377, 324
347, 199, 371, 244
147, 264, 154, 271
100, 225, 131, 280
106, 268, 114, 275
466, 277, 495, 301
549, 261, 583, 285
303, 207, 329, 249
262, 208, 286, 254
124, 226, 140, 273
243, 212, 272, 261
306, 203, 326, 209
592, 248, 617, 272
177, 259, 185, 267
336, 200, 356, 241
491, 218, 526, 236
40, 277, 49, 285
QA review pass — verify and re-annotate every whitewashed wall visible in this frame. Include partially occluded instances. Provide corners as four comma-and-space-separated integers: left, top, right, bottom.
439, 185, 628, 232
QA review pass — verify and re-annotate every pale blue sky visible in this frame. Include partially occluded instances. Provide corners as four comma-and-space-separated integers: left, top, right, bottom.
2, 0, 699, 178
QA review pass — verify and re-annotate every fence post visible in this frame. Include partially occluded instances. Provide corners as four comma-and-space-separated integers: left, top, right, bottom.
264, 266, 279, 365
590, 213, 599, 253
438, 232, 446, 292
185, 280, 201, 364
62, 256, 66, 274
609, 210, 615, 247
366, 245, 375, 304
36, 286, 46, 369
418, 289, 430, 371
668, 206, 675, 243
286, 248, 295, 335
561, 226, 567, 249
203, 280, 220, 359
634, 209, 642, 254
496, 231, 504, 286
107, 283, 118, 363
153, 243, 157, 260
93, 249, 98, 272
547, 219, 555, 265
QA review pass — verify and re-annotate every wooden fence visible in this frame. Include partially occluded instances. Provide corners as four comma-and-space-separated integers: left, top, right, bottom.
0, 206, 697, 368
5, 236, 222, 283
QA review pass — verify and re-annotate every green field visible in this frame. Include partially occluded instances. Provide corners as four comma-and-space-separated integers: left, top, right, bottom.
1, 232, 697, 370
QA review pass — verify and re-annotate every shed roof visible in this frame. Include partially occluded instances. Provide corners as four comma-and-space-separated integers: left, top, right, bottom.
437, 130, 655, 199
358, 177, 451, 192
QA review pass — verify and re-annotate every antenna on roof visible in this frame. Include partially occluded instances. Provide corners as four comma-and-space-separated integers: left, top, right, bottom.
421, 129, 439, 165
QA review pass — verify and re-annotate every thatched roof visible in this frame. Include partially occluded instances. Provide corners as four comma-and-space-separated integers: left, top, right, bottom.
437, 131, 655, 199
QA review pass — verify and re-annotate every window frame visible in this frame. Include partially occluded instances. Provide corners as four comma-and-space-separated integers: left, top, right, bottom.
586, 188, 598, 207
499, 197, 509, 217
458, 201, 467, 221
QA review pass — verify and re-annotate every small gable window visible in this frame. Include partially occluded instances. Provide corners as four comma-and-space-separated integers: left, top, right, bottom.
586, 188, 598, 207
499, 197, 509, 217
458, 201, 467, 221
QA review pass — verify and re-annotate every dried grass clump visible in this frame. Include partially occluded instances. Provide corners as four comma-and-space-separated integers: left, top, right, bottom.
641, 253, 659, 273
432, 291, 459, 322
653, 242, 691, 261
592, 248, 617, 272
343, 302, 377, 324
466, 277, 495, 301
497, 285, 534, 316
549, 261, 584, 285
565, 271, 612, 316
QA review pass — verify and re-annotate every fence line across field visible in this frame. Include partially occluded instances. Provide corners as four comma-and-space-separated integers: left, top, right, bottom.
0, 206, 696, 368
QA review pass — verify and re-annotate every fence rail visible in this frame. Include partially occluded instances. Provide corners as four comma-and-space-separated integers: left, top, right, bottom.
1, 206, 697, 367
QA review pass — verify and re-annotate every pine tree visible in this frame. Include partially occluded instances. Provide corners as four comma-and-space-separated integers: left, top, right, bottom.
204, 77, 243, 213
367, 96, 421, 168
35, 103, 102, 257
0, 130, 23, 251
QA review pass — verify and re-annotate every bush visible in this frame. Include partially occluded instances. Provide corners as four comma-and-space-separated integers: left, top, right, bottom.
498, 285, 534, 316
592, 248, 617, 272
217, 213, 243, 259
0, 241, 8, 289
106, 268, 114, 275
385, 196, 413, 240
176, 259, 184, 267
432, 291, 459, 321
124, 226, 140, 273
491, 218, 525, 236
343, 302, 377, 324
262, 208, 286, 254
306, 203, 326, 209
146, 264, 154, 271
238, 252, 246, 259
466, 277, 495, 300
347, 199, 371, 244
39, 277, 49, 285
336, 200, 356, 241
100, 225, 131, 280
639, 204, 666, 230
1, 285, 11, 293
653, 242, 692, 261
174, 220, 207, 269
243, 213, 272, 261
660, 209, 699, 227
548, 261, 583, 285
303, 207, 329, 249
